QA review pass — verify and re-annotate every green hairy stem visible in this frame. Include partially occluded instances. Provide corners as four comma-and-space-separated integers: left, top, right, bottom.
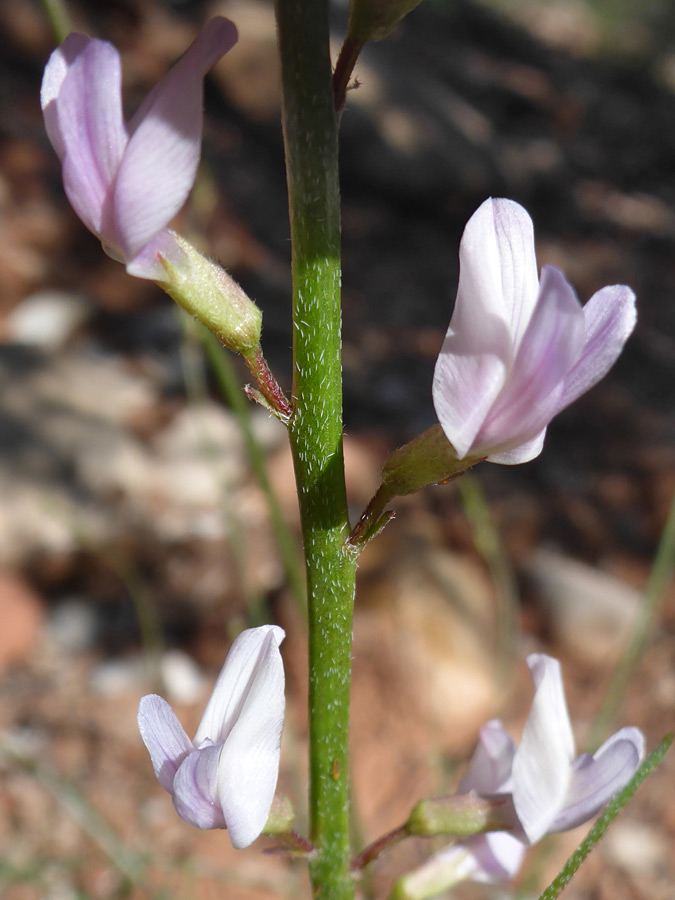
275, 1, 357, 898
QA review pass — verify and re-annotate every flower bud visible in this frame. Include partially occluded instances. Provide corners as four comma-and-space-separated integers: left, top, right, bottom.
348, 0, 425, 43
158, 233, 262, 355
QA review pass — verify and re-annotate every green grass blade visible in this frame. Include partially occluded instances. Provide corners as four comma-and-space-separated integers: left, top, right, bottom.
588, 493, 675, 749
537, 732, 673, 900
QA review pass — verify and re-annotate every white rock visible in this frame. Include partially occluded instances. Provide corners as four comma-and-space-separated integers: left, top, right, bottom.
47, 598, 98, 654
160, 649, 207, 704
603, 820, 669, 876
524, 549, 640, 665
91, 650, 206, 703
7, 290, 90, 349
91, 656, 143, 696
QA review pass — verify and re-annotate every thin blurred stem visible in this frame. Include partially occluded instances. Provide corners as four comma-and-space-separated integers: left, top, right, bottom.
68, 519, 164, 691
0, 743, 152, 891
40, 0, 71, 43
106, 551, 164, 691
588, 493, 675, 749
201, 326, 307, 616
458, 475, 520, 683
179, 314, 268, 624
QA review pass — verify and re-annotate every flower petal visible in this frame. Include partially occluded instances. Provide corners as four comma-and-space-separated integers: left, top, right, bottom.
489, 198, 541, 348
486, 427, 547, 465
432, 198, 539, 458
172, 741, 227, 829
41, 33, 91, 160
137, 694, 192, 792
466, 832, 527, 883
418, 833, 526, 888
551, 727, 645, 833
216, 628, 286, 848
113, 17, 237, 259
194, 624, 284, 745
49, 39, 128, 242
433, 329, 509, 460
124, 227, 188, 281
511, 654, 576, 843
476, 265, 585, 456
459, 719, 516, 794
557, 285, 637, 411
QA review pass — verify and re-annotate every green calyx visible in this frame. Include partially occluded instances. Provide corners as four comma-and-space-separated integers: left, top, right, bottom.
348, 0, 425, 43
381, 424, 481, 498
406, 793, 508, 838
262, 795, 295, 835
157, 233, 262, 355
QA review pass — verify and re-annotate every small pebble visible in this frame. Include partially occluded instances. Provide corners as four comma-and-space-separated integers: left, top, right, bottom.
603, 820, 669, 876
46, 598, 97, 654
7, 290, 89, 349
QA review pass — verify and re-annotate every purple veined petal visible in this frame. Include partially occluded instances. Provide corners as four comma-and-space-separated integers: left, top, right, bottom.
459, 719, 516, 794
476, 265, 585, 456
556, 284, 637, 412
451, 199, 540, 352
124, 227, 188, 281
216, 628, 286, 848
551, 727, 645, 833
137, 694, 193, 793
426, 832, 526, 887
433, 197, 540, 458
41, 33, 91, 160
432, 328, 509, 460
489, 199, 541, 349
52, 39, 128, 242
511, 654, 576, 844
172, 741, 227, 829
194, 624, 285, 746
486, 426, 547, 465
113, 17, 238, 260
466, 832, 527, 883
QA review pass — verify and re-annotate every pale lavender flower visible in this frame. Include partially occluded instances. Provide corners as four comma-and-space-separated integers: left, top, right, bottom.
41, 18, 237, 280
138, 625, 285, 849
432, 198, 636, 464
432, 653, 645, 884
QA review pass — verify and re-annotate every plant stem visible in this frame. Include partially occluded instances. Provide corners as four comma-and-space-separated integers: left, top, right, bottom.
588, 492, 675, 749
333, 33, 364, 113
352, 824, 408, 872
202, 327, 307, 616
242, 346, 293, 421
40, 0, 70, 43
275, 1, 356, 899
179, 315, 266, 623
458, 475, 520, 685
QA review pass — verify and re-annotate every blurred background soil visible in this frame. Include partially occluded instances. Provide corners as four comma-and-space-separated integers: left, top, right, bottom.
0, 0, 674, 898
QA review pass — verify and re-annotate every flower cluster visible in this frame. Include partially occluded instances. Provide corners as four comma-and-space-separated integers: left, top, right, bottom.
42, 17, 646, 878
